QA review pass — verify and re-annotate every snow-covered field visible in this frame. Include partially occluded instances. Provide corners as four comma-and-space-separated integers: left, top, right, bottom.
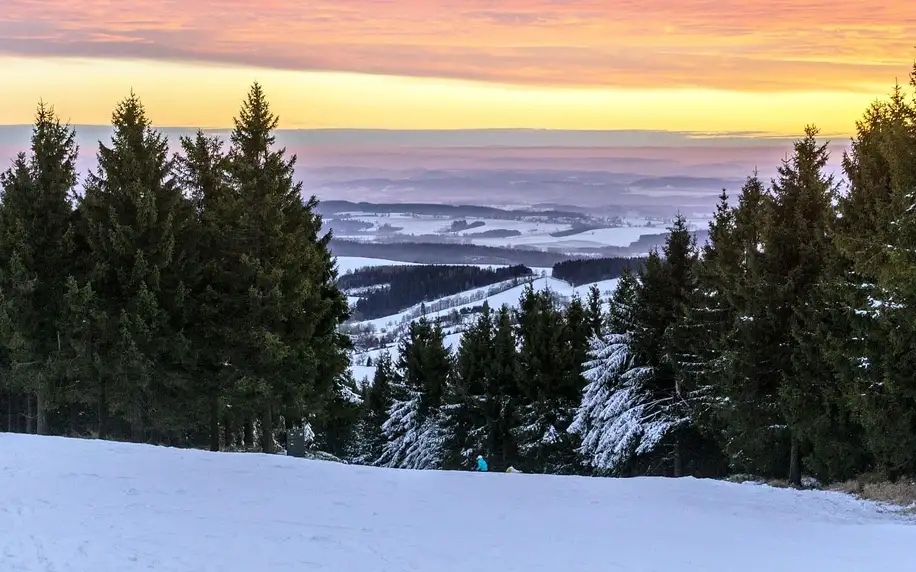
347, 276, 619, 383
2, 433, 913, 571
331, 214, 712, 252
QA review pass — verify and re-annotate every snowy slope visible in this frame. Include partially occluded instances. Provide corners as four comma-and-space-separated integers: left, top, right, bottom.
2, 434, 914, 572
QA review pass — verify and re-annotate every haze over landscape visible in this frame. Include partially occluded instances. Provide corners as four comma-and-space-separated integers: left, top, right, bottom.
3, 1, 916, 570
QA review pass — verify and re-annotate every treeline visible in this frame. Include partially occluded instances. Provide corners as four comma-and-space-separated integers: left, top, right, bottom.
552, 256, 647, 286
0, 85, 354, 453
346, 71, 916, 484
344, 264, 532, 321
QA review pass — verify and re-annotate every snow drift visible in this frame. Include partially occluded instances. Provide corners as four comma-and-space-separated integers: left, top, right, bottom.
1, 433, 913, 571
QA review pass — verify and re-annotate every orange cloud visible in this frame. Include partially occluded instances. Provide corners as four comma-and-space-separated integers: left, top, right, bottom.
1, 0, 913, 92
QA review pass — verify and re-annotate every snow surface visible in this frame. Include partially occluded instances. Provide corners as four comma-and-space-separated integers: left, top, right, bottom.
2, 434, 913, 571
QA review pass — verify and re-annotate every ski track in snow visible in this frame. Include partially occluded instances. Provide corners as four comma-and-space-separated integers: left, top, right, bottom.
1, 434, 914, 571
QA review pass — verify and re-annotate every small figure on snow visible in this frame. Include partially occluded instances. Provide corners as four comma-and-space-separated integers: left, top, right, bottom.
476, 455, 488, 472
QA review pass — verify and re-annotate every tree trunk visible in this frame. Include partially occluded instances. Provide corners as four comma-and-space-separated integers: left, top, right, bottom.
223, 414, 232, 450
36, 383, 49, 436
243, 419, 254, 450
209, 391, 220, 452
260, 407, 275, 453
97, 376, 108, 440
673, 439, 683, 478
26, 394, 34, 434
788, 437, 802, 487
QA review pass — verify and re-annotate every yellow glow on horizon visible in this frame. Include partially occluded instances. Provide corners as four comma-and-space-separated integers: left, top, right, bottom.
1, 56, 892, 136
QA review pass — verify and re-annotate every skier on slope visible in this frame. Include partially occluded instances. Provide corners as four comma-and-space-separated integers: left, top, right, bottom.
476, 455, 488, 472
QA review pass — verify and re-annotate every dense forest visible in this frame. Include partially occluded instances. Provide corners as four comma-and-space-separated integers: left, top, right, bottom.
552, 256, 647, 286
0, 85, 355, 453
341, 264, 532, 320
344, 70, 916, 486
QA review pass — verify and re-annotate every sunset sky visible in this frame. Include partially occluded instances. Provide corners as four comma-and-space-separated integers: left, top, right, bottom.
2, 0, 914, 135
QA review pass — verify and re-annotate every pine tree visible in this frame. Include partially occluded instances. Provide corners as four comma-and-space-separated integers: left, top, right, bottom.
354, 351, 395, 464
514, 286, 577, 473
629, 217, 699, 476
714, 174, 788, 476
569, 269, 662, 475
225, 83, 351, 452
760, 126, 840, 485
489, 304, 521, 469
175, 130, 233, 450
832, 80, 916, 478
0, 102, 78, 435
678, 191, 738, 441
584, 284, 604, 336
441, 305, 494, 469
77, 92, 187, 441
378, 319, 451, 469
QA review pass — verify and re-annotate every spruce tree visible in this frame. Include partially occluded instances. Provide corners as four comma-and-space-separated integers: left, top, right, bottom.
225, 83, 350, 452
378, 318, 451, 469
490, 304, 521, 469
77, 92, 187, 441
175, 130, 233, 450
629, 216, 700, 476
441, 305, 494, 469
570, 269, 660, 475
0, 102, 78, 435
714, 174, 788, 476
514, 286, 577, 473
832, 80, 916, 477
760, 126, 840, 485
354, 351, 395, 464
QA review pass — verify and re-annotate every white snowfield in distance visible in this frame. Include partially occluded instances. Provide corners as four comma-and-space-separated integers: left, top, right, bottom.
2, 434, 914, 572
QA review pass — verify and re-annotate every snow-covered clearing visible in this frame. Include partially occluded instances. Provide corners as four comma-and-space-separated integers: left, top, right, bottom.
1, 434, 913, 571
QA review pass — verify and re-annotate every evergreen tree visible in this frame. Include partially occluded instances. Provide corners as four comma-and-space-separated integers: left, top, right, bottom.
714, 174, 788, 476
489, 304, 522, 469
175, 130, 233, 450
585, 284, 604, 336
441, 304, 494, 469
514, 286, 578, 473
378, 319, 451, 469
569, 269, 660, 475
354, 351, 395, 464
832, 80, 916, 478
678, 191, 738, 441
629, 216, 700, 476
225, 83, 350, 452
77, 92, 187, 441
0, 102, 78, 435
760, 126, 841, 485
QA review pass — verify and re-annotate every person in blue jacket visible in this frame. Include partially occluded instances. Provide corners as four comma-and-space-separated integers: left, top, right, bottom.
476, 455, 488, 472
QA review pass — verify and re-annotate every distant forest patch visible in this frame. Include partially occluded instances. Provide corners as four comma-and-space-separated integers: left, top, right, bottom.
448, 220, 486, 232
552, 256, 648, 286
464, 229, 521, 238
342, 264, 533, 321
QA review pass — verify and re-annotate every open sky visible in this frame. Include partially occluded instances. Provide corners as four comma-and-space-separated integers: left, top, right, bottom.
2, 0, 914, 135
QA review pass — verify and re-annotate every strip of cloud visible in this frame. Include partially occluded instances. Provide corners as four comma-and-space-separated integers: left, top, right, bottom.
1, 0, 913, 91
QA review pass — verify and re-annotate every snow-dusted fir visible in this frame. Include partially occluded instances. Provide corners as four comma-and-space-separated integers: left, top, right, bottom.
377, 381, 446, 469
569, 268, 683, 474
374, 318, 451, 470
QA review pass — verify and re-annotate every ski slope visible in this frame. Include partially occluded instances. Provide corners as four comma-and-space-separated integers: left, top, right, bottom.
1, 434, 913, 571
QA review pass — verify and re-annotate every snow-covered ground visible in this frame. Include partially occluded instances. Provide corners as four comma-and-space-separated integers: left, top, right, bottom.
2, 433, 913, 571
332, 214, 712, 252
347, 275, 619, 384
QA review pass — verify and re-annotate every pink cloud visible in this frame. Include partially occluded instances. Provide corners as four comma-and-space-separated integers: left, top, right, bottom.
1, 0, 914, 91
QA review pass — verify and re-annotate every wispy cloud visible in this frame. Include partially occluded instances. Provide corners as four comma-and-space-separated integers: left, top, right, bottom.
1, 0, 913, 91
